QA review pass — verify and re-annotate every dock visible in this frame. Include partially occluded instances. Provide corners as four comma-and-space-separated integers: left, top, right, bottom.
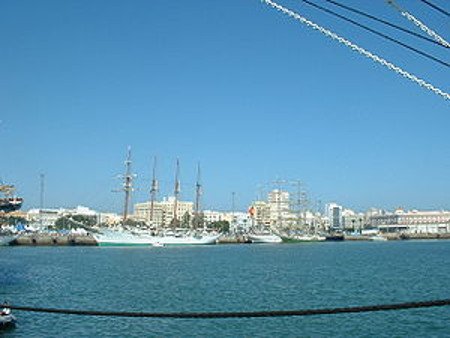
12, 234, 97, 246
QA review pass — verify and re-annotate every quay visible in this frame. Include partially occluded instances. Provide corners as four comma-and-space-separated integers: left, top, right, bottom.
13, 234, 97, 246
7, 232, 450, 247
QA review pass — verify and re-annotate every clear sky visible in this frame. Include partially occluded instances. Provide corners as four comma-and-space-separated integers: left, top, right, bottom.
0, 0, 449, 213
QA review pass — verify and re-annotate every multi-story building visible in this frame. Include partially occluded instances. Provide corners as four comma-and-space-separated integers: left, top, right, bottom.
341, 209, 366, 231
250, 201, 271, 226
325, 203, 343, 230
268, 189, 293, 227
27, 206, 99, 229
369, 209, 450, 233
202, 210, 225, 224
134, 196, 194, 227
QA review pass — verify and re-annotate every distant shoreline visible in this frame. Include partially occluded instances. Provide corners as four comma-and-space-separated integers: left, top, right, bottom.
6, 232, 450, 246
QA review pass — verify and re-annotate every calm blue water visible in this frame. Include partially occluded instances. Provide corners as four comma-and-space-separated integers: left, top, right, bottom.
1, 241, 450, 337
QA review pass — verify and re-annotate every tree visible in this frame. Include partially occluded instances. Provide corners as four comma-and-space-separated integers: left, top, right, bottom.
72, 215, 97, 227
191, 212, 205, 229
181, 212, 191, 228
210, 220, 230, 233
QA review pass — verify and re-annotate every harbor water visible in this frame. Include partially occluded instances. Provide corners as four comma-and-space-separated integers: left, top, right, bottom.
1, 241, 450, 337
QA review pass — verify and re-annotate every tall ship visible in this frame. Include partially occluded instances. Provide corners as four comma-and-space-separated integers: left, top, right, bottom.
94, 150, 220, 247
0, 184, 23, 213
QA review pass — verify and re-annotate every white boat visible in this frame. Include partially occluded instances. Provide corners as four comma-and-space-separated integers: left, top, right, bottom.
93, 230, 154, 246
293, 234, 326, 242
0, 308, 16, 329
370, 235, 388, 241
151, 231, 220, 246
248, 231, 282, 244
0, 234, 16, 246
94, 229, 220, 246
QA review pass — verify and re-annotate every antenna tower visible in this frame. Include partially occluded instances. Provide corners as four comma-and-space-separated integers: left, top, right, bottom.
195, 163, 202, 218
149, 156, 158, 225
173, 158, 180, 225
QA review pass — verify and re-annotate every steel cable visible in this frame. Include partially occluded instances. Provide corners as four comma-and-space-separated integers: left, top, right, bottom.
2, 299, 450, 318
261, 0, 450, 101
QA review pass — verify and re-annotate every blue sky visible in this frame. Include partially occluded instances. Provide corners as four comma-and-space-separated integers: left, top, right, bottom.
0, 0, 449, 213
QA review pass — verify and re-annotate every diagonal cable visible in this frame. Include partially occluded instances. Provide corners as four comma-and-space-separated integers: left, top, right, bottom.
260, 0, 450, 100
387, 0, 450, 48
418, 0, 450, 17
298, 0, 449, 67
322, 0, 445, 47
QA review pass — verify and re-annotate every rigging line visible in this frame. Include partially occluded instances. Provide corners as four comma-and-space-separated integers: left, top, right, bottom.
387, 0, 450, 48
322, 0, 444, 47
3, 299, 450, 318
298, 0, 450, 68
418, 0, 450, 17
261, 0, 450, 101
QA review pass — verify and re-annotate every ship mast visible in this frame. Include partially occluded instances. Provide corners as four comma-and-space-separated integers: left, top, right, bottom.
122, 147, 134, 224
173, 158, 180, 226
149, 156, 158, 226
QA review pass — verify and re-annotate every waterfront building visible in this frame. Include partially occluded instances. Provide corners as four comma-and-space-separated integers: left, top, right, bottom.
220, 211, 251, 233
27, 206, 99, 229
202, 210, 226, 224
250, 201, 271, 226
98, 212, 122, 226
325, 203, 343, 230
134, 196, 194, 227
369, 208, 450, 233
268, 189, 294, 228
342, 209, 366, 232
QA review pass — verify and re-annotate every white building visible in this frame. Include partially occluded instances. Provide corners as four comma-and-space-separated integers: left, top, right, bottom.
370, 209, 450, 233
134, 197, 194, 227
27, 206, 99, 229
202, 210, 226, 224
268, 189, 294, 227
325, 203, 343, 230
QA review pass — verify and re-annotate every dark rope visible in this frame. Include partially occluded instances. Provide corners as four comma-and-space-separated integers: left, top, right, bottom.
418, 0, 450, 17
297, 0, 450, 68
2, 299, 450, 319
323, 0, 447, 47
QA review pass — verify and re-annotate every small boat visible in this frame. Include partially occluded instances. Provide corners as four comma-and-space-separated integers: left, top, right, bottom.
370, 235, 388, 241
293, 234, 326, 242
0, 233, 17, 246
0, 184, 23, 213
151, 231, 220, 246
247, 229, 282, 244
325, 233, 345, 241
93, 229, 154, 246
0, 308, 16, 330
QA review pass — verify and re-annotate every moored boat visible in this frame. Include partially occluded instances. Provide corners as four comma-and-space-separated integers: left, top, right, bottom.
0, 307, 16, 330
292, 234, 326, 242
0, 235, 17, 246
247, 231, 282, 244
151, 233, 220, 246
94, 229, 220, 246
0, 184, 23, 213
93, 230, 153, 246
370, 234, 388, 241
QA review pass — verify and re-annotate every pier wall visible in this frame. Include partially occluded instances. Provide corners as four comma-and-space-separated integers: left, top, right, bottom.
13, 234, 97, 246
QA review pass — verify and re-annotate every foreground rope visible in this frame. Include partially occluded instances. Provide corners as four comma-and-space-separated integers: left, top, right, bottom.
261, 0, 450, 101
2, 299, 450, 319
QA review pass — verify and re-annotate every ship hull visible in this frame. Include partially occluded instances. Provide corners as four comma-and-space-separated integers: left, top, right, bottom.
94, 230, 219, 246
248, 234, 282, 244
0, 235, 16, 246
0, 198, 23, 213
